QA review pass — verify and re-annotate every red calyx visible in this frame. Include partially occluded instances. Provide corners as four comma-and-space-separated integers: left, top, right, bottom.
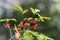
3, 23, 10, 28
29, 20, 36, 24
31, 23, 38, 29
29, 19, 38, 29
22, 19, 27, 25
18, 18, 27, 28
18, 24, 25, 28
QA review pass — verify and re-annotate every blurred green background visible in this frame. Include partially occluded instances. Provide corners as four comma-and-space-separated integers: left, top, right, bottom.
0, 0, 60, 40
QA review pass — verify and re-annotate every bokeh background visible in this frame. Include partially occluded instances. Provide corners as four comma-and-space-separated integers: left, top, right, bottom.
0, 0, 60, 40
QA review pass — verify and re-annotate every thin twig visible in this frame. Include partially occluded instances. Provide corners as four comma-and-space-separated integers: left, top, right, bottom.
9, 27, 13, 40
9, 35, 15, 40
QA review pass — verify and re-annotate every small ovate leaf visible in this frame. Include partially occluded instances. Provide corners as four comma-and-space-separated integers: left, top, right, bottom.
39, 17, 44, 22
30, 7, 36, 14
22, 10, 28, 14
43, 17, 51, 20
36, 13, 51, 22
27, 17, 33, 21
39, 16, 51, 22
12, 4, 23, 12
35, 9, 40, 12
37, 13, 44, 22
35, 18, 42, 21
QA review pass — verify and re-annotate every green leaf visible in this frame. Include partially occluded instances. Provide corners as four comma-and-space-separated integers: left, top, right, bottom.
10, 18, 17, 22
12, 4, 23, 12
42, 17, 51, 20
22, 10, 28, 14
31, 32, 39, 36
36, 13, 51, 22
0, 18, 17, 22
30, 7, 36, 14
37, 33, 54, 40
19, 30, 54, 40
22, 30, 33, 40
39, 17, 44, 22
0, 19, 6, 22
27, 17, 33, 20
36, 13, 44, 22
35, 9, 40, 12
